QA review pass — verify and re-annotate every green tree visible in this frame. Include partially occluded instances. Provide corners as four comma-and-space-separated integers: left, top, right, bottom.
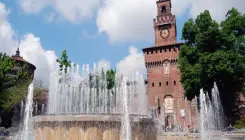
179, 8, 245, 123
0, 53, 15, 90
56, 50, 71, 73
106, 69, 116, 90
0, 53, 32, 127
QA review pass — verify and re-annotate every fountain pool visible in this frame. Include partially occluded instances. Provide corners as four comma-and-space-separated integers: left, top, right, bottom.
19, 63, 157, 140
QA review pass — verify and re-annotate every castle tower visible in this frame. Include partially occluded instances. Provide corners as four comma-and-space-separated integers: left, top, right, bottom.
154, 0, 177, 46
142, 0, 190, 129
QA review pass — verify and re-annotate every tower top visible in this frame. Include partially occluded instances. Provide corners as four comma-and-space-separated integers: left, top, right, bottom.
153, 0, 176, 46
15, 47, 20, 56
156, 0, 172, 16
157, 0, 172, 7
15, 37, 21, 56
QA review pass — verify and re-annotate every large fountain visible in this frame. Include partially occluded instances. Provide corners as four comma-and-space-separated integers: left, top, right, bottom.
19, 63, 156, 140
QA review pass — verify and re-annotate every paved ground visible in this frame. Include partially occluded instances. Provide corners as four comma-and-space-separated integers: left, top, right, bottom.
157, 132, 245, 140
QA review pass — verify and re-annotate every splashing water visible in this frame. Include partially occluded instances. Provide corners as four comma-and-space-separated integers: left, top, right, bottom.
47, 63, 149, 116
199, 82, 224, 140
14, 62, 150, 140
13, 83, 34, 140
121, 77, 132, 140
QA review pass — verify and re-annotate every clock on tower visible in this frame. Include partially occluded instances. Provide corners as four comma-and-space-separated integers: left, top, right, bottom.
154, 0, 177, 46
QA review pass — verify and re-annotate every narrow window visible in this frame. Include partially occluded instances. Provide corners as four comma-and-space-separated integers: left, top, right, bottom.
166, 81, 168, 86
159, 82, 162, 87
158, 99, 161, 114
174, 80, 176, 85
152, 82, 155, 87
162, 6, 167, 14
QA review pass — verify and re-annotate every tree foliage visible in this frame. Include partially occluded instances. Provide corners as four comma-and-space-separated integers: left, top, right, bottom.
234, 118, 245, 129
89, 69, 116, 90
179, 8, 245, 121
106, 69, 116, 90
0, 53, 15, 90
0, 79, 31, 112
0, 53, 32, 111
56, 50, 71, 73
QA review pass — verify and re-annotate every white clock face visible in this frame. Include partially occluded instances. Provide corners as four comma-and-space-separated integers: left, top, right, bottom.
160, 29, 170, 39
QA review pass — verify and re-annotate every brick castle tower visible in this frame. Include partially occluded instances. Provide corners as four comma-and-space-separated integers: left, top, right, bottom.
143, 0, 198, 130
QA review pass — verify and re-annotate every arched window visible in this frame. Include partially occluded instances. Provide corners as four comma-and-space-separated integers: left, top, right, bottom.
162, 6, 167, 14
166, 81, 168, 86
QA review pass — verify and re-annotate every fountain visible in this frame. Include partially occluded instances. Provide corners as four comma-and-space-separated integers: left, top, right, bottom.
199, 82, 224, 140
18, 63, 156, 140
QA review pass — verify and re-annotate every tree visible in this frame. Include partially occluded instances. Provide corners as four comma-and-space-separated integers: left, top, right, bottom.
56, 50, 71, 73
88, 69, 116, 90
0, 53, 15, 90
0, 52, 32, 127
178, 8, 245, 123
106, 69, 116, 90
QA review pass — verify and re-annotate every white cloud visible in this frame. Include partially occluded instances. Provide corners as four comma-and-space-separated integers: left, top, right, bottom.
19, 0, 50, 14
172, 0, 245, 22
19, 34, 57, 84
19, 0, 101, 23
0, 2, 57, 85
0, 3, 16, 55
118, 46, 145, 77
18, 0, 245, 43
97, 0, 245, 43
96, 0, 157, 43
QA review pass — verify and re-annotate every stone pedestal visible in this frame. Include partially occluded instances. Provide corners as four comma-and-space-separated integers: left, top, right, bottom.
31, 114, 157, 140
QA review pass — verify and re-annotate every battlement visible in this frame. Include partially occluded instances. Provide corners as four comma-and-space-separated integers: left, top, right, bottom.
153, 15, 175, 27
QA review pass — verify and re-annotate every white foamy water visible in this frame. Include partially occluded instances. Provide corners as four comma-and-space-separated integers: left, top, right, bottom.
12, 83, 34, 140
13, 62, 149, 140
199, 82, 224, 140
47, 63, 149, 116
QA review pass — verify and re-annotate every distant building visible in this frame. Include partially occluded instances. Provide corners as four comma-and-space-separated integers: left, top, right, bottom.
142, 0, 199, 130
9, 48, 36, 127
11, 48, 36, 80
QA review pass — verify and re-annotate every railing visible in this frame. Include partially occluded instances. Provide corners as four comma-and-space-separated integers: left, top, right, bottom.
154, 15, 175, 25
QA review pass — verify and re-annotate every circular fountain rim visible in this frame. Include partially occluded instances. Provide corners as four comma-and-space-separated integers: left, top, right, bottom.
31, 114, 151, 123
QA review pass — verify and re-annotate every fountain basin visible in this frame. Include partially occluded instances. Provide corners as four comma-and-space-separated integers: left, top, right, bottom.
31, 114, 157, 140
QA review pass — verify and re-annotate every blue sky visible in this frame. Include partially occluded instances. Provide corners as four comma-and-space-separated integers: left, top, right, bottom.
2, 0, 185, 67
0, 0, 244, 83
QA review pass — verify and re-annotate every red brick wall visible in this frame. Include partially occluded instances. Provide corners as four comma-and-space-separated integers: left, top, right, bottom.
142, 0, 199, 129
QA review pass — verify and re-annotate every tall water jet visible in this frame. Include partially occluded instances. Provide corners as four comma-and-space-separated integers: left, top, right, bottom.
212, 82, 224, 131
22, 83, 34, 140
29, 63, 156, 140
199, 88, 208, 140
47, 63, 149, 116
199, 82, 224, 140
121, 77, 132, 140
